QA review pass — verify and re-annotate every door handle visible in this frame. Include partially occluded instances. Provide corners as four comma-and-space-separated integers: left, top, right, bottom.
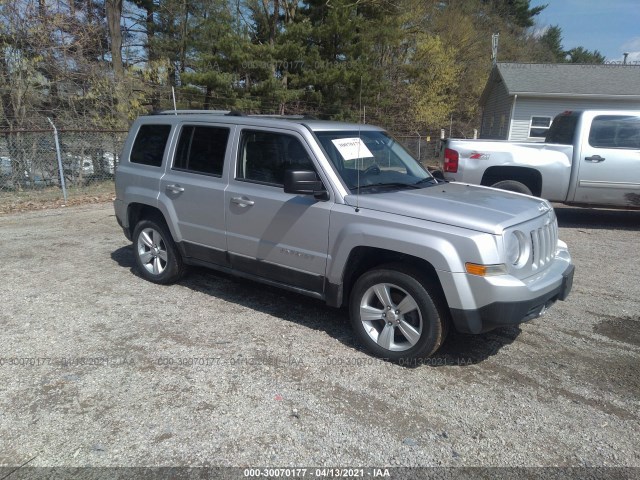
585, 155, 605, 162
166, 184, 185, 193
231, 196, 255, 207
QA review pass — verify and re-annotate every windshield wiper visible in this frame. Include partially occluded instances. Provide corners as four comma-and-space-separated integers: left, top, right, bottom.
352, 182, 421, 191
414, 177, 440, 186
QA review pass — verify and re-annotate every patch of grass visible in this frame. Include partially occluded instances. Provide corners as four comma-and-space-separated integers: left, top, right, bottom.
0, 181, 115, 215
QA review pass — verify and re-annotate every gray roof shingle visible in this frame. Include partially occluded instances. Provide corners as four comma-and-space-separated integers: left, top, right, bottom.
496, 62, 640, 96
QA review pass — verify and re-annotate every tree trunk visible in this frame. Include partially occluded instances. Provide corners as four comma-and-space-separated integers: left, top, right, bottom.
106, 0, 124, 80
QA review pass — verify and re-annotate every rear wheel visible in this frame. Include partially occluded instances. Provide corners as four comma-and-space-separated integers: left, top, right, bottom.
132, 217, 185, 284
490, 179, 532, 195
349, 265, 447, 362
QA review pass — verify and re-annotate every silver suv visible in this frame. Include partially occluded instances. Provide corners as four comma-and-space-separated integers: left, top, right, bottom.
114, 111, 574, 362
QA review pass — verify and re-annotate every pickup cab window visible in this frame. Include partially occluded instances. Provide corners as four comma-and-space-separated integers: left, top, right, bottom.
588, 115, 640, 149
545, 114, 578, 145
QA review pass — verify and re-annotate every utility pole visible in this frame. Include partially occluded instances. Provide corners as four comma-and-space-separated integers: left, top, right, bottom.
491, 33, 499, 65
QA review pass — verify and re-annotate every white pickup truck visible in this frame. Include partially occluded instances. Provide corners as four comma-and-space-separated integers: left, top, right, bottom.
439, 110, 640, 208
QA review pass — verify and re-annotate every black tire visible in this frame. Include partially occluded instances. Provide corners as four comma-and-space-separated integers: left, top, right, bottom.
490, 179, 532, 195
132, 216, 185, 284
349, 264, 448, 362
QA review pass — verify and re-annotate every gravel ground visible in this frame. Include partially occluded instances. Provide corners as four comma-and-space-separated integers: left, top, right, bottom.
0, 203, 639, 471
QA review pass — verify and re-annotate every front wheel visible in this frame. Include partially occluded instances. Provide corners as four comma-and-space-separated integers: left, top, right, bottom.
132, 217, 185, 284
349, 265, 448, 362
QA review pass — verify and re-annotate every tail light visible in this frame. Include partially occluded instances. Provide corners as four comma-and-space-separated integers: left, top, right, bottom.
444, 148, 459, 173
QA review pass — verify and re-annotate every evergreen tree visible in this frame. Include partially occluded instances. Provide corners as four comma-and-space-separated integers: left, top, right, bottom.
566, 47, 605, 64
484, 0, 546, 29
539, 25, 566, 62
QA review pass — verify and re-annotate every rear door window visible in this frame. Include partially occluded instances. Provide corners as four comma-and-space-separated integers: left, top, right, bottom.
173, 125, 230, 176
130, 124, 172, 167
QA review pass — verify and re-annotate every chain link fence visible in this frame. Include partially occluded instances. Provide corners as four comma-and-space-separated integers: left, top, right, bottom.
394, 135, 443, 167
0, 129, 127, 193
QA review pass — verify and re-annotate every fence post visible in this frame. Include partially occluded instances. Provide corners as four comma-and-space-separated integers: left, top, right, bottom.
47, 117, 67, 203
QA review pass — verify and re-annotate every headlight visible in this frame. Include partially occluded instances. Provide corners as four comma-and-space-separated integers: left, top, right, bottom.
506, 230, 530, 268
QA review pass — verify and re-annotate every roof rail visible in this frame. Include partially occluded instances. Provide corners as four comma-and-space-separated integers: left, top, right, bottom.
250, 114, 307, 119
152, 110, 318, 120
154, 109, 231, 115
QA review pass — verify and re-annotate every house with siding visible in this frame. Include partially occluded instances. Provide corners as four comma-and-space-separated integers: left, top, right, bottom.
479, 63, 640, 142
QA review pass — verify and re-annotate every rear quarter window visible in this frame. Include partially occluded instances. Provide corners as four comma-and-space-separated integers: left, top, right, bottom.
130, 124, 172, 167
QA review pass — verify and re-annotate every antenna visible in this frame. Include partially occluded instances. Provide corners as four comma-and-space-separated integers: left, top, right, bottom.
356, 76, 363, 212
359, 77, 363, 123
171, 87, 177, 114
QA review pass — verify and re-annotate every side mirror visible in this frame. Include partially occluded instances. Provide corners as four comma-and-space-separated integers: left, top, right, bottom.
284, 170, 328, 199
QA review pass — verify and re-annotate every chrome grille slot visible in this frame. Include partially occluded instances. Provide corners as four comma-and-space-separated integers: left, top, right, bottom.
540, 225, 551, 267
531, 229, 540, 270
547, 220, 558, 263
530, 218, 558, 271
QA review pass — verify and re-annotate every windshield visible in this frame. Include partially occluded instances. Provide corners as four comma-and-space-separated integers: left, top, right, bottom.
314, 130, 434, 191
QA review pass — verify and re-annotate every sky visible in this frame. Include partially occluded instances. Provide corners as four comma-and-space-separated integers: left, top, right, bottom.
530, 0, 640, 62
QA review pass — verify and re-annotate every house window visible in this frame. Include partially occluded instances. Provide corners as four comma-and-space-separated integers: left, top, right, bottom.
529, 116, 553, 138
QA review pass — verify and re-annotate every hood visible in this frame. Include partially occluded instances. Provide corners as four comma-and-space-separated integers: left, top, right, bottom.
344, 182, 551, 234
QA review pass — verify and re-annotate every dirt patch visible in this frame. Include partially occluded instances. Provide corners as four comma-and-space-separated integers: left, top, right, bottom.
1, 203, 640, 467
594, 315, 640, 347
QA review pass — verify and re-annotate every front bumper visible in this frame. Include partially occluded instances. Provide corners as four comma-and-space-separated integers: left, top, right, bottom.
449, 262, 574, 334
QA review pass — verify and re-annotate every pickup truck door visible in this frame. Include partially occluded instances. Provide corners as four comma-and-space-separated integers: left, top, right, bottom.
224, 128, 331, 295
573, 114, 640, 207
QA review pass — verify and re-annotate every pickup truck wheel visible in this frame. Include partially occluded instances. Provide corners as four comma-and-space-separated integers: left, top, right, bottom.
349, 266, 447, 362
490, 179, 532, 195
132, 218, 185, 284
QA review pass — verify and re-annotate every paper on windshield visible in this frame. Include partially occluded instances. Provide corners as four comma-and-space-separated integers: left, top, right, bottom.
331, 138, 374, 161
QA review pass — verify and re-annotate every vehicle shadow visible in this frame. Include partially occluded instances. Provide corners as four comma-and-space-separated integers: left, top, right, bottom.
111, 245, 137, 269
554, 205, 640, 231
420, 326, 521, 368
110, 246, 519, 368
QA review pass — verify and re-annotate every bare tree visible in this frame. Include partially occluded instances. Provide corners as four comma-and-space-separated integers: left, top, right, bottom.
106, 0, 125, 79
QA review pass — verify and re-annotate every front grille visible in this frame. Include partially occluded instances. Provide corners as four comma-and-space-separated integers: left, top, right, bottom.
531, 218, 557, 271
